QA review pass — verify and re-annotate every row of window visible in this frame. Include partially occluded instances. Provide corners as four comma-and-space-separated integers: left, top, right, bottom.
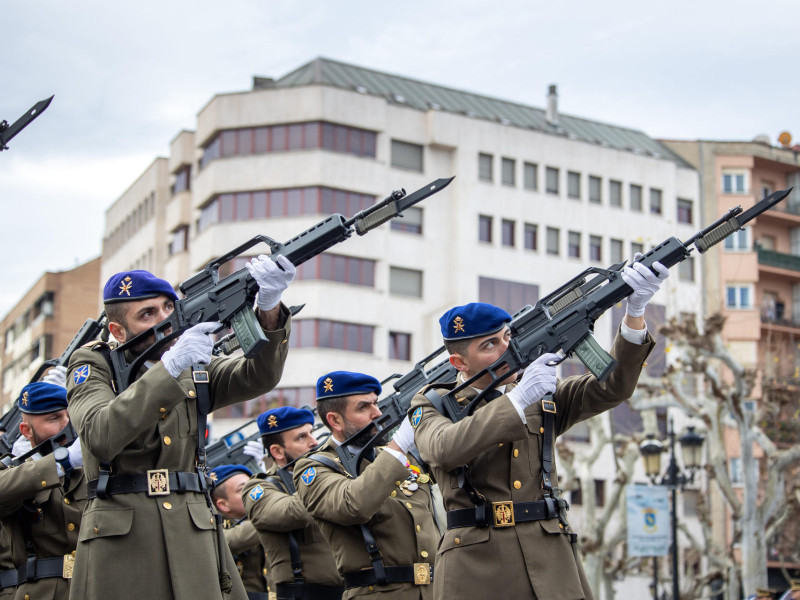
3, 292, 54, 350
104, 193, 157, 257
287, 318, 413, 360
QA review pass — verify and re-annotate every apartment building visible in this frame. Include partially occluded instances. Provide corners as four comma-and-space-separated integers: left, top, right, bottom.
0, 257, 101, 410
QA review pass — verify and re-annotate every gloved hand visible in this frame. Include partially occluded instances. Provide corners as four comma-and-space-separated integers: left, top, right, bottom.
161, 322, 221, 378
42, 365, 67, 388
11, 436, 31, 458
67, 438, 83, 469
243, 440, 265, 460
506, 353, 560, 414
245, 254, 296, 312
391, 417, 416, 454
621, 253, 670, 317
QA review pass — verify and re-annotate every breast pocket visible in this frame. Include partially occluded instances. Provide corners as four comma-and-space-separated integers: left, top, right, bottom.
78, 506, 134, 542
187, 500, 216, 531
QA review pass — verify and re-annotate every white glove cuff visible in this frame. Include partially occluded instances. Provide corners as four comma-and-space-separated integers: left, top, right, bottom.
382, 446, 408, 465
625, 302, 646, 318
505, 390, 528, 424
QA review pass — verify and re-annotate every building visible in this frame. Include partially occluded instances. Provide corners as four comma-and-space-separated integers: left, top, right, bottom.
0, 257, 101, 410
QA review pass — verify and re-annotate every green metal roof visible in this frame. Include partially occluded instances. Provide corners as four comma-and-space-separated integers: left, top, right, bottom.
271, 57, 691, 167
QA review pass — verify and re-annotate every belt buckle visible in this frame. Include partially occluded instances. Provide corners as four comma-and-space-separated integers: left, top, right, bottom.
146, 469, 170, 496
192, 370, 209, 383
541, 398, 557, 414
62, 552, 75, 579
492, 501, 515, 527
413, 563, 431, 585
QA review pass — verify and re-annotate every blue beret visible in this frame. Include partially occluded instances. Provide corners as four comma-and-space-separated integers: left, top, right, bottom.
257, 406, 315, 435
316, 371, 381, 401
17, 382, 68, 415
208, 464, 253, 490
439, 302, 511, 341
103, 270, 178, 304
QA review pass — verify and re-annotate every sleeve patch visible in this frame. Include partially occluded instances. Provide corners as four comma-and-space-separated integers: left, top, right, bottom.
300, 467, 317, 486
72, 365, 91, 385
411, 407, 423, 429
248, 485, 264, 501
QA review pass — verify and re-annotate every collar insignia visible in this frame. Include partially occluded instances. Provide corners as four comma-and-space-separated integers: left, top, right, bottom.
209, 472, 218, 481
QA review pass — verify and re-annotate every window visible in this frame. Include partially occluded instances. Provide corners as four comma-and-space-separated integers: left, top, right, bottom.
295, 254, 375, 287
214, 386, 317, 418
570, 480, 582, 505
389, 332, 411, 361
589, 235, 602, 261
594, 479, 606, 507
524, 223, 537, 251
609, 180, 622, 208
630, 184, 642, 211
391, 207, 422, 234
724, 228, 750, 251
290, 319, 374, 353
589, 176, 602, 204
649, 188, 663, 215
391, 139, 423, 172
478, 215, 493, 243
546, 227, 560, 255
729, 457, 743, 484
677, 199, 693, 224
679, 257, 694, 282
523, 162, 538, 190
501, 219, 515, 247
501, 158, 516, 187
568, 231, 581, 258
726, 285, 752, 309
722, 170, 747, 194
546, 167, 559, 194
390, 267, 423, 297
168, 225, 189, 256
478, 276, 539, 314
479, 153, 493, 182
610, 239, 624, 264
567, 171, 581, 199
171, 165, 191, 195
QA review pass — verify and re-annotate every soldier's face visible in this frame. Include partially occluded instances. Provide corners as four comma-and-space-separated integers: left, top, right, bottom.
20, 410, 70, 447
454, 326, 514, 388
277, 423, 318, 466
216, 473, 250, 520
112, 296, 176, 358
329, 393, 381, 443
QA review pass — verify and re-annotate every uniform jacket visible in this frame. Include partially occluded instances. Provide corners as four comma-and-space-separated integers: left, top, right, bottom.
408, 330, 654, 600
0, 453, 87, 600
294, 440, 439, 600
243, 467, 341, 591
224, 519, 268, 594
65, 306, 291, 600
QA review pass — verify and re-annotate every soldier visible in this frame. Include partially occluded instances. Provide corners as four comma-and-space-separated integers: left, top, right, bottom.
295, 372, 439, 600
0, 382, 87, 600
789, 579, 800, 600
66, 259, 294, 600
210, 464, 270, 600
242, 406, 343, 600
408, 258, 668, 600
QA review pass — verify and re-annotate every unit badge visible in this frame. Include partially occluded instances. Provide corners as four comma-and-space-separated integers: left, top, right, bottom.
72, 365, 91, 385
118, 276, 133, 297
411, 407, 423, 429
452, 316, 465, 334
301, 467, 317, 486
248, 485, 264, 501
267, 415, 278, 428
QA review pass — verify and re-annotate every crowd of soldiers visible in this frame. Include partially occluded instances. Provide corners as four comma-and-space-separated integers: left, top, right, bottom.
4, 250, 747, 600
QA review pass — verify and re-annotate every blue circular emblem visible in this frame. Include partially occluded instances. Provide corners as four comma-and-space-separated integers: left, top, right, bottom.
301, 467, 317, 486
73, 365, 91, 385
411, 407, 423, 429
248, 485, 264, 501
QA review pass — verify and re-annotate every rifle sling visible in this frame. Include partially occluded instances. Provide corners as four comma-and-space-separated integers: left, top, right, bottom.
267, 476, 305, 599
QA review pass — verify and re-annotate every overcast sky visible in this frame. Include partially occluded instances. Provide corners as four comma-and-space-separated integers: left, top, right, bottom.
2, 0, 799, 316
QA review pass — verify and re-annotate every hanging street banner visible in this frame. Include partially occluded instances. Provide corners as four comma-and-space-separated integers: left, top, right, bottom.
627, 485, 670, 557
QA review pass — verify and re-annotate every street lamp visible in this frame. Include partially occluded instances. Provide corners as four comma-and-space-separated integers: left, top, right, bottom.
639, 419, 705, 600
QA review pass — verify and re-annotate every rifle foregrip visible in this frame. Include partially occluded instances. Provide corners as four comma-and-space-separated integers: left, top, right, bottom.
354, 201, 398, 235
694, 217, 740, 253
574, 335, 617, 382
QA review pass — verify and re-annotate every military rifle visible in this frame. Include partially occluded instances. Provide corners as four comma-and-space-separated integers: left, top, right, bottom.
0, 96, 53, 151
206, 419, 263, 473
106, 177, 454, 392
439, 188, 793, 422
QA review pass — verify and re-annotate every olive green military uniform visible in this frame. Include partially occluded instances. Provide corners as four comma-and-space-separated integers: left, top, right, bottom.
65, 307, 291, 600
294, 441, 438, 600
243, 466, 342, 599
224, 519, 270, 599
409, 330, 654, 600
0, 524, 14, 600
0, 453, 87, 600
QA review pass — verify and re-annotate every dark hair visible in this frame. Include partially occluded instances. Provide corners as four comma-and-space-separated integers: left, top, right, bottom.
104, 302, 129, 330
260, 432, 283, 459
443, 338, 472, 357
210, 479, 231, 505
316, 396, 350, 430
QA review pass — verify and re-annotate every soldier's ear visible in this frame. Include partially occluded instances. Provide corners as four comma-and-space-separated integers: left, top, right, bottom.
326, 410, 344, 433
108, 320, 127, 343
449, 353, 468, 373
269, 443, 285, 462
19, 421, 33, 443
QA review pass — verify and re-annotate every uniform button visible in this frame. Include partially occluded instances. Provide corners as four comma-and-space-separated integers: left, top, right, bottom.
395, 481, 402, 486
41, 481, 47, 487
188, 391, 196, 398
539, 427, 544, 434
559, 523, 564, 529
454, 537, 461, 545
164, 436, 171, 445
210, 518, 214, 525
93, 527, 99, 534
421, 550, 428, 558
513, 449, 519, 458
368, 586, 374, 592
24, 595, 29, 600
159, 407, 167, 413
64, 497, 71, 505
163, 502, 172, 510
416, 525, 421, 533
405, 502, 412, 509
514, 481, 522, 489
263, 568, 268, 576
67, 522, 75, 531
161, 414, 167, 420
390, 491, 397, 498
498, 443, 503, 448
281, 339, 288, 344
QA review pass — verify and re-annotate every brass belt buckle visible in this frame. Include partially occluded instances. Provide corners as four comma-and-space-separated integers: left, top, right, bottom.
62, 552, 75, 579
413, 563, 431, 585
492, 501, 515, 527
192, 370, 209, 383
147, 469, 170, 496
541, 398, 557, 413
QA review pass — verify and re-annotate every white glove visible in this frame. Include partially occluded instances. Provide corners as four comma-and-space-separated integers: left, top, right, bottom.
42, 365, 67, 388
506, 353, 560, 415
161, 322, 221, 378
68, 438, 83, 469
11, 436, 31, 457
243, 440, 265, 460
391, 417, 416, 454
245, 254, 296, 312
621, 253, 670, 317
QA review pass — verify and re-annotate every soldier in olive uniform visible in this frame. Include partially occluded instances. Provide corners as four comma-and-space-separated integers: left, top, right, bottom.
0, 382, 87, 600
210, 464, 270, 600
409, 258, 668, 600
295, 372, 439, 600
242, 406, 343, 600
66, 259, 294, 600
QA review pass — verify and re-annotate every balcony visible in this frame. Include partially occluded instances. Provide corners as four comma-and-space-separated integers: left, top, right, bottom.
756, 247, 800, 277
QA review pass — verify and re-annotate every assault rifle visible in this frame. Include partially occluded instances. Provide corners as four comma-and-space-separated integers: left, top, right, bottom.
0, 313, 106, 455
107, 177, 454, 392
439, 188, 793, 422
1, 96, 53, 151
206, 419, 263, 473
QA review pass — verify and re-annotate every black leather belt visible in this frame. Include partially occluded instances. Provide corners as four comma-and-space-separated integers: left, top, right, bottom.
446, 498, 567, 529
0, 556, 68, 589
247, 592, 272, 600
275, 582, 344, 600
87, 471, 205, 499
344, 564, 433, 589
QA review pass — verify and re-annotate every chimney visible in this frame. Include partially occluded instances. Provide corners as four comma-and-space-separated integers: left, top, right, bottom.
546, 84, 559, 125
